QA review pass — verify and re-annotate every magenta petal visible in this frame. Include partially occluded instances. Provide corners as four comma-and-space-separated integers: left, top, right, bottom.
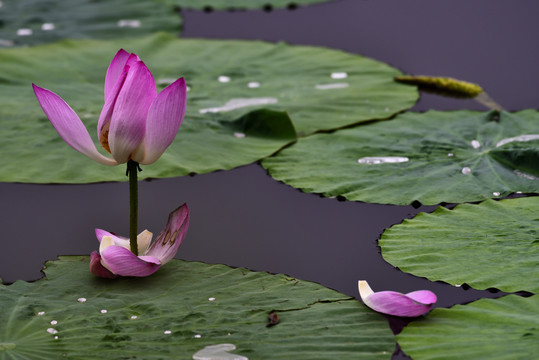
104, 49, 130, 102
89, 251, 117, 279
33, 84, 118, 166
100, 245, 161, 277
99, 54, 142, 146
133, 78, 187, 165
366, 291, 435, 317
125, 53, 141, 67
95, 229, 115, 242
406, 290, 437, 305
108, 60, 157, 163
145, 203, 190, 264
95, 229, 130, 248
97, 68, 128, 153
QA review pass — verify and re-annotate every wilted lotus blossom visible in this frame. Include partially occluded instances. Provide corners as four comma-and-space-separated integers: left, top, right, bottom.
33, 49, 186, 165
358, 280, 436, 317
90, 204, 189, 278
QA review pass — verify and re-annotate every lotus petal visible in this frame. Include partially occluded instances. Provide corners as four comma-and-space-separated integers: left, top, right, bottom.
145, 203, 190, 264
405, 290, 438, 305
95, 229, 153, 255
91, 204, 189, 278
95, 229, 115, 242
104, 49, 130, 102
133, 78, 187, 165
100, 244, 161, 277
32, 84, 117, 166
89, 251, 117, 279
108, 60, 156, 163
97, 67, 128, 153
358, 280, 436, 317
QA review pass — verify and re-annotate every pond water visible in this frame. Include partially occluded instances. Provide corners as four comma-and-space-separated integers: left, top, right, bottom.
1, 1, 537, 359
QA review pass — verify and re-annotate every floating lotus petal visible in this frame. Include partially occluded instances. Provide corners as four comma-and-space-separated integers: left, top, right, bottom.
358, 280, 436, 317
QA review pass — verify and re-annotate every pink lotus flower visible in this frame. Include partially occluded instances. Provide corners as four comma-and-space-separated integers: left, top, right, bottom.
33, 49, 186, 165
90, 204, 190, 278
358, 280, 437, 317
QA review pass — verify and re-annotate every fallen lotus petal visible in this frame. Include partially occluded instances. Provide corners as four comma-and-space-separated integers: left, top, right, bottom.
89, 251, 117, 279
358, 280, 436, 317
33, 49, 186, 166
90, 203, 189, 278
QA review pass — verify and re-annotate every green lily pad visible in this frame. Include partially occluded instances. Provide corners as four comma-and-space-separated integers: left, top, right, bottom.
398, 295, 539, 360
380, 197, 539, 294
171, 0, 333, 10
0, 256, 395, 359
262, 110, 539, 205
0, 32, 416, 183
0, 0, 181, 47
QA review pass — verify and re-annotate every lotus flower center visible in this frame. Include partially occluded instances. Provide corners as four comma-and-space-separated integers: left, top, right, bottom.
99, 123, 112, 153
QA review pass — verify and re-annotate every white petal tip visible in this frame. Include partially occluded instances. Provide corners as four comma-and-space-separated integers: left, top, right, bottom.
358, 280, 374, 299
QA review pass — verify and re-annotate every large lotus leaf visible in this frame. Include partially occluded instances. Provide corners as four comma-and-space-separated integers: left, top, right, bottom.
171, 0, 333, 10
0, 0, 181, 47
380, 197, 539, 294
398, 295, 539, 360
262, 110, 539, 205
0, 33, 416, 183
0, 257, 394, 359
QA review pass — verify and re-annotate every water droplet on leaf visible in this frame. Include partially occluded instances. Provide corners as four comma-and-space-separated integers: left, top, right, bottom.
17, 28, 32, 36
117, 19, 141, 28
514, 170, 538, 180
41, 23, 55, 31
331, 72, 348, 79
315, 83, 349, 90
357, 156, 409, 165
496, 134, 539, 147
193, 344, 248, 360
199, 98, 277, 114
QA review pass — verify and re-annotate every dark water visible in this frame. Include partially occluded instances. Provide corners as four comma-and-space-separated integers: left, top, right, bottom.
1, 1, 538, 358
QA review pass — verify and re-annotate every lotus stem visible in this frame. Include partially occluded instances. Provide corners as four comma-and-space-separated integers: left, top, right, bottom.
127, 160, 140, 255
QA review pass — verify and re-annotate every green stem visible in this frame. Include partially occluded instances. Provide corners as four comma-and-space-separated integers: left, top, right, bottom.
127, 160, 139, 256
